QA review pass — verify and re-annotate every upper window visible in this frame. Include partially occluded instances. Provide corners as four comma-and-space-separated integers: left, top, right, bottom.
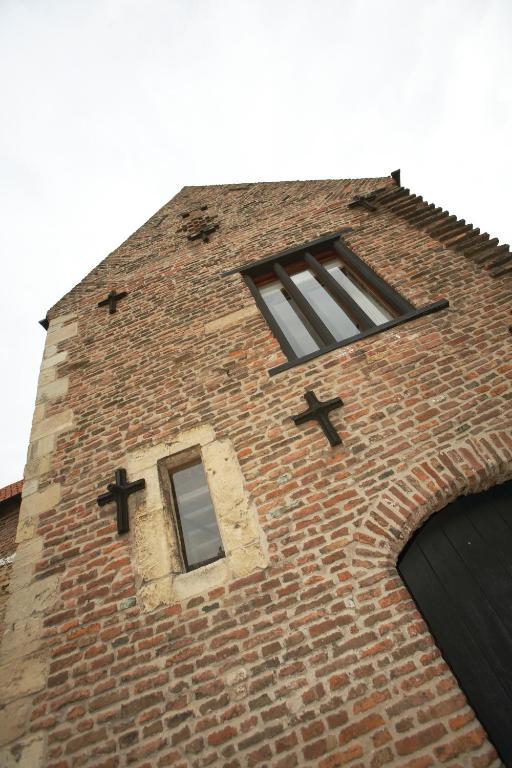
240, 233, 415, 368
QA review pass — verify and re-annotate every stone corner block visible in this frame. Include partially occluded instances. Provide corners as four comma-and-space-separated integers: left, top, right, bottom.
0, 699, 32, 748
0, 735, 45, 766
46, 321, 78, 346
139, 578, 174, 613
0, 656, 48, 706
16, 485, 61, 544
4, 574, 60, 625
50, 311, 77, 329
40, 350, 67, 371
30, 410, 73, 442
36, 377, 69, 405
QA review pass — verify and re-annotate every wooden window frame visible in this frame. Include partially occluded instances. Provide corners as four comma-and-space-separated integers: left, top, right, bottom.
226, 231, 449, 376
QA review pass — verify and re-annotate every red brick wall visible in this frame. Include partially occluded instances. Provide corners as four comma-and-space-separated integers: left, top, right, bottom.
0, 492, 21, 641
6, 177, 512, 766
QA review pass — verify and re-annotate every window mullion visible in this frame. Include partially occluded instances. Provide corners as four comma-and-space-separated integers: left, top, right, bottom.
333, 240, 412, 316
273, 263, 337, 346
303, 252, 374, 331
242, 273, 298, 361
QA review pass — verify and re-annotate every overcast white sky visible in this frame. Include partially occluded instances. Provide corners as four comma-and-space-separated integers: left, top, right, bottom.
1, 0, 511, 487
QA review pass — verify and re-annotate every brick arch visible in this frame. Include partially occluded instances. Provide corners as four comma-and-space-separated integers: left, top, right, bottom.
355, 430, 512, 566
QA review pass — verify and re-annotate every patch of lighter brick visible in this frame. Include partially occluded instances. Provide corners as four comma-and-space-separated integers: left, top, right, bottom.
204, 304, 259, 334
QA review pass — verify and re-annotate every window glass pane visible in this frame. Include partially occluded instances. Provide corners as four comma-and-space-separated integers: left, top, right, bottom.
172, 462, 224, 570
324, 260, 394, 325
259, 281, 320, 357
290, 268, 359, 341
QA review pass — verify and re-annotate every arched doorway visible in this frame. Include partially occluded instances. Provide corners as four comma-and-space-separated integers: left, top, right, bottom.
398, 480, 512, 765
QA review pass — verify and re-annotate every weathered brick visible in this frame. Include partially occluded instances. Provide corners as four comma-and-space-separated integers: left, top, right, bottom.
339, 714, 385, 744
65, 727, 107, 754
120, 692, 164, 719
207, 725, 237, 746
396, 723, 447, 755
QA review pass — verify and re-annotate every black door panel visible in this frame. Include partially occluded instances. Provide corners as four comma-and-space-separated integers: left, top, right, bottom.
398, 480, 512, 766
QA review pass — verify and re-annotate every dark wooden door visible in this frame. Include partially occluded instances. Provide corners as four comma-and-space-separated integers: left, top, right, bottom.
397, 480, 512, 766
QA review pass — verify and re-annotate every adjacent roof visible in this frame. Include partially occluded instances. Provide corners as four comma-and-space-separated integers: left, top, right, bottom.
0, 480, 23, 504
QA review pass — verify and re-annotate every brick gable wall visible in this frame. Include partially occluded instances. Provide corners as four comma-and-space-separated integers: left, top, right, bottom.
1, 176, 511, 767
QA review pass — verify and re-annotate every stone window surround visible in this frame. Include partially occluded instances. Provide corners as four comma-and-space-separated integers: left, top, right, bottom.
124, 424, 268, 612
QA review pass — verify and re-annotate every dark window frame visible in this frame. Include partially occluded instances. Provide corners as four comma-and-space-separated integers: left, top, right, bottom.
228, 231, 449, 376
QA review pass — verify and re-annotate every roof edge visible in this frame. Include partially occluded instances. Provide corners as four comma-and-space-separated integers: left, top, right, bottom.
0, 480, 23, 504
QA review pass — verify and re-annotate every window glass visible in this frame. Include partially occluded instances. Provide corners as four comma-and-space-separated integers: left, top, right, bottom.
172, 462, 224, 570
259, 281, 320, 357
290, 268, 359, 341
324, 259, 394, 325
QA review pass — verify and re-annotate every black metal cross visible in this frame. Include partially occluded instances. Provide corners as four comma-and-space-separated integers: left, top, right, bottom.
291, 390, 344, 447
348, 194, 378, 212
97, 468, 146, 534
97, 290, 128, 314
187, 222, 219, 243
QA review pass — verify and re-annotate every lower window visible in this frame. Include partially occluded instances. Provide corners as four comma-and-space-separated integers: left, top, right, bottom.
170, 460, 225, 572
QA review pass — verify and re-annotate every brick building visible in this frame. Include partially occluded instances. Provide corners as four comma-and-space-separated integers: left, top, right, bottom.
0, 172, 511, 767
0, 480, 22, 641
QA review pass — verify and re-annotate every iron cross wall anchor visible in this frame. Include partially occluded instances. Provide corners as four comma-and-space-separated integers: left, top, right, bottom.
97, 290, 128, 314
97, 468, 146, 534
291, 390, 344, 447
187, 222, 219, 243
348, 194, 378, 212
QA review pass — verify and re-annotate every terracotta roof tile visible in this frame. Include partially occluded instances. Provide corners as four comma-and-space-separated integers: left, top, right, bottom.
0, 480, 23, 503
